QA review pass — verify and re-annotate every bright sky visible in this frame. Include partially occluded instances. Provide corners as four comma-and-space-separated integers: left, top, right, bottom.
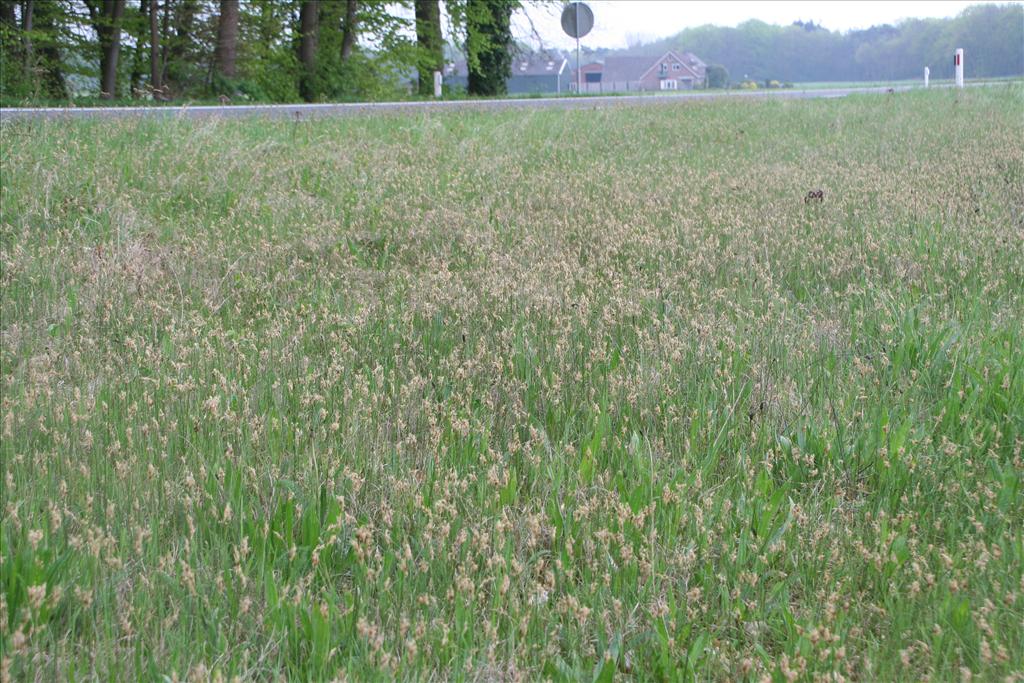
511, 1, 982, 50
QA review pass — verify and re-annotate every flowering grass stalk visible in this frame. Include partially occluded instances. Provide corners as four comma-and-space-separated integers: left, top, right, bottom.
1, 86, 1022, 681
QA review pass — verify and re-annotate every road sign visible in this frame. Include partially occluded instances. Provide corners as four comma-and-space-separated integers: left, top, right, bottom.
561, 3, 594, 93
561, 2, 594, 39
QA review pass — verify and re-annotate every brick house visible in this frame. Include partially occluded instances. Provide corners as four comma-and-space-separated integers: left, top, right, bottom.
573, 50, 707, 93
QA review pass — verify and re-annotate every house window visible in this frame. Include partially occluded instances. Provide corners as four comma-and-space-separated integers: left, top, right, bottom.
585, 72, 601, 83
660, 79, 678, 90
660, 63, 668, 74
672, 63, 681, 71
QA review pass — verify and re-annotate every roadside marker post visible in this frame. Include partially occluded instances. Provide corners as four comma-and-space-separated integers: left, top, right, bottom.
954, 49, 964, 88
924, 66, 929, 87
433, 71, 442, 98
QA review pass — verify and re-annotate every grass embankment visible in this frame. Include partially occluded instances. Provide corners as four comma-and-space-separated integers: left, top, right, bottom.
794, 76, 1022, 89
1, 86, 1022, 680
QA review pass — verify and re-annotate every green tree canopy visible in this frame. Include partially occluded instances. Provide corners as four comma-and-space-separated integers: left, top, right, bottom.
626, 4, 1023, 83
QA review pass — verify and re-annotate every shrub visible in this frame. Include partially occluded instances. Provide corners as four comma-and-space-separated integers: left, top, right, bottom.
705, 64, 729, 89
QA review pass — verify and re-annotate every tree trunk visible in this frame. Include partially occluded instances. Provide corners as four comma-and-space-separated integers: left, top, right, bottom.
21, 0, 33, 70
466, 0, 513, 96
415, 0, 443, 96
213, 0, 239, 80
298, 0, 318, 101
130, 0, 147, 95
340, 0, 357, 61
150, 0, 162, 96
160, 0, 172, 86
19, 1, 31, 29
94, 0, 126, 99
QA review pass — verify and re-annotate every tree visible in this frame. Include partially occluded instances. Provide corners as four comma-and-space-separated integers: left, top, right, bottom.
22, 0, 34, 71
415, 0, 443, 96
340, 0, 358, 62
291, 0, 415, 101
214, 0, 240, 82
85, 0, 127, 99
0, 0, 19, 66
168, 0, 197, 67
129, 0, 146, 95
4, 0, 1019, 106
466, 0, 515, 96
34, 1, 66, 98
705, 64, 728, 88
150, 0, 163, 97
299, 0, 319, 101
0, 3, 15, 29
1, 2, 29, 98
635, 4, 1022, 83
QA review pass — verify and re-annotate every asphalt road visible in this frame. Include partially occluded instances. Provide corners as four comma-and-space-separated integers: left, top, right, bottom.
0, 84, 958, 121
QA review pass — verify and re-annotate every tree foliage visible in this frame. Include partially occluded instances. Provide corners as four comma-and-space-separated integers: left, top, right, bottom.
415, 0, 443, 95
4, 2, 1014, 104
1, 1, 69, 99
0, 0, 447, 103
705, 63, 728, 88
628, 4, 1023, 82
464, 0, 515, 96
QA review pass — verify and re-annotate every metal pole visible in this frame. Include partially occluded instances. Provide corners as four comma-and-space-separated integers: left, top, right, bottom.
576, 3, 581, 94
577, 38, 581, 92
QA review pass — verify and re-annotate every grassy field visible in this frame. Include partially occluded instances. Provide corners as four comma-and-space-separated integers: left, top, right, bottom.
1, 86, 1022, 681
794, 76, 1023, 90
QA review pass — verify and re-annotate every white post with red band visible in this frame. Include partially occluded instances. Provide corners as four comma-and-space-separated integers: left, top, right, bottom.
924, 67, 930, 87
954, 49, 964, 88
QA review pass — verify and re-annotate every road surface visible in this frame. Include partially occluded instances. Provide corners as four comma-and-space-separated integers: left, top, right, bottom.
0, 84, 976, 121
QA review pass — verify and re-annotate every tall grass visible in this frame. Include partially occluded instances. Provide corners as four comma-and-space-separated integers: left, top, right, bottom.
1, 86, 1022, 681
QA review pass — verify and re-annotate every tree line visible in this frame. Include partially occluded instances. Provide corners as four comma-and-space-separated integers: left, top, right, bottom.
3, 2, 1020, 104
0, 0, 520, 102
628, 4, 1023, 84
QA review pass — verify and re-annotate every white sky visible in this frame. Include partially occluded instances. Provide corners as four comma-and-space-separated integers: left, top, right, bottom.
510, 1, 984, 50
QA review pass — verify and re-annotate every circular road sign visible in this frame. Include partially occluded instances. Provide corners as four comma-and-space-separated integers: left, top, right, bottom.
561, 2, 594, 39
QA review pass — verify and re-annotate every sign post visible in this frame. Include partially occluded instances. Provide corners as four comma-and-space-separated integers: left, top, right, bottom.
954, 49, 964, 88
560, 3, 594, 94
576, 3, 580, 93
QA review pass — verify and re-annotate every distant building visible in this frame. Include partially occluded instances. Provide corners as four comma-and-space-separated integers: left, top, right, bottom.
441, 52, 571, 95
573, 50, 707, 93
508, 54, 571, 94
